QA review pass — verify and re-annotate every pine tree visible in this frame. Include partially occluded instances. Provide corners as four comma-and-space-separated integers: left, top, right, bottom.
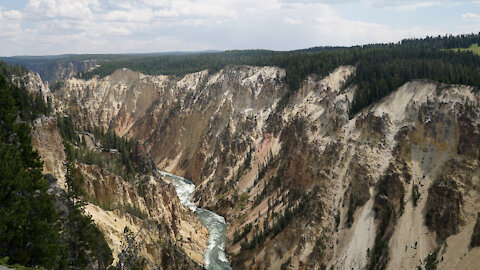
61, 141, 113, 269
0, 73, 61, 268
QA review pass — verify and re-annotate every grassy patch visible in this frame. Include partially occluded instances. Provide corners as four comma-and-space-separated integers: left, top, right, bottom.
238, 193, 250, 210
452, 43, 480, 55
123, 204, 148, 219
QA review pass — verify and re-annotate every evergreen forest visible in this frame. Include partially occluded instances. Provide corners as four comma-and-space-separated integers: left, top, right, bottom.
0, 64, 112, 269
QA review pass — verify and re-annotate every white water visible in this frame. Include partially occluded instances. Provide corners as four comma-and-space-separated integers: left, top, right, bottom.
159, 171, 232, 270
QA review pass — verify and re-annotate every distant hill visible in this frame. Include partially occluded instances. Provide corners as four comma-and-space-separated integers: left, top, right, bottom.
0, 50, 221, 83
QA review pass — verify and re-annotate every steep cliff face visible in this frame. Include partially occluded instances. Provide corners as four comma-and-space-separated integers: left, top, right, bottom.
32, 116, 67, 188
32, 115, 208, 268
55, 68, 172, 133
55, 65, 480, 269
12, 71, 50, 96
78, 163, 208, 267
30, 74, 208, 269
47, 60, 100, 82
55, 66, 286, 184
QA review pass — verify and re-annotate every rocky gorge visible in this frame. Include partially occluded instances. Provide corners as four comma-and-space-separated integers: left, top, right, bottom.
31, 63, 480, 269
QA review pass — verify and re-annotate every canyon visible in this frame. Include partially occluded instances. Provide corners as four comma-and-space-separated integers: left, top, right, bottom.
27, 62, 480, 269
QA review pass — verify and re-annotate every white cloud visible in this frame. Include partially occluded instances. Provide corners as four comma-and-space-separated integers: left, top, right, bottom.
0, 7, 23, 41
168, 0, 238, 19
462, 12, 480, 22
313, 11, 439, 45
285, 17, 303, 24
0, 22, 21, 39
459, 12, 480, 33
3, 10, 23, 20
26, 0, 99, 19
105, 8, 154, 22
369, 0, 440, 10
285, 0, 480, 11
137, 0, 172, 8
104, 0, 136, 10
104, 0, 238, 24
105, 26, 132, 35
0, 0, 476, 55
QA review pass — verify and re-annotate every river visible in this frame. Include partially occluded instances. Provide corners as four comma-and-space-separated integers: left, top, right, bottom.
159, 171, 232, 270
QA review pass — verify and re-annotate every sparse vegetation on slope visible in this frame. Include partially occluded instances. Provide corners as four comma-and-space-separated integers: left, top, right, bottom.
57, 117, 153, 182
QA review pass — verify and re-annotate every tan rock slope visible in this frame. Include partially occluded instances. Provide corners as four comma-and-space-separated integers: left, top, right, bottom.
54, 65, 480, 269
31, 84, 208, 269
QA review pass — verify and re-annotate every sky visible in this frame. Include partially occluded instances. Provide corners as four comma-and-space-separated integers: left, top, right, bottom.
0, 0, 479, 56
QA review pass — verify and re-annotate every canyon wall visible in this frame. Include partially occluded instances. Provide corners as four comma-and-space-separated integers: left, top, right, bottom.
54, 65, 480, 269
